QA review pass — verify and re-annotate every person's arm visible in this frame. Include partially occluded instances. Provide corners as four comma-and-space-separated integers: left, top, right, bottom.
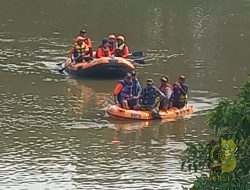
165, 87, 172, 99
136, 81, 142, 98
179, 84, 188, 96
87, 38, 92, 48
157, 88, 166, 98
83, 44, 89, 55
122, 46, 130, 58
67, 46, 75, 58
87, 38, 93, 57
113, 83, 123, 104
95, 47, 102, 58
103, 48, 111, 57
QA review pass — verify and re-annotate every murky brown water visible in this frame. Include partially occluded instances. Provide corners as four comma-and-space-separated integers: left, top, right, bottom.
0, 0, 249, 189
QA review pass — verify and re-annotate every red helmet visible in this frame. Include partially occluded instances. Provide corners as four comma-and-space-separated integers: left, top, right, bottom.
76, 36, 85, 42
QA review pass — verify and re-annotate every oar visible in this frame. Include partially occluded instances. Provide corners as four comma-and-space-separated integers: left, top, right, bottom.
58, 54, 80, 73
131, 51, 144, 57
58, 58, 73, 73
133, 59, 145, 64
129, 59, 145, 64
58, 54, 92, 73
56, 59, 66, 66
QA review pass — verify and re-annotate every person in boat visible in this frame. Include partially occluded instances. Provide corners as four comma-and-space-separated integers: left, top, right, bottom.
159, 76, 173, 110
95, 38, 111, 58
114, 35, 130, 58
68, 36, 89, 63
170, 75, 188, 109
138, 79, 166, 118
75, 29, 93, 57
108, 34, 116, 55
130, 71, 142, 109
113, 73, 133, 110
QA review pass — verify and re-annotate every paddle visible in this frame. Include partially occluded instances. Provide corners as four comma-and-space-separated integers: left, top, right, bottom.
58, 59, 73, 73
56, 59, 66, 66
130, 51, 144, 57
58, 54, 94, 73
58, 54, 81, 73
133, 59, 145, 64
128, 59, 145, 65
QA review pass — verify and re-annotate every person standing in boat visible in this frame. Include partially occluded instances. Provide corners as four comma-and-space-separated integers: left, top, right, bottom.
108, 34, 116, 55
95, 38, 111, 58
75, 29, 93, 57
113, 73, 133, 110
159, 76, 173, 110
68, 36, 89, 63
138, 79, 165, 118
115, 35, 130, 58
170, 75, 188, 109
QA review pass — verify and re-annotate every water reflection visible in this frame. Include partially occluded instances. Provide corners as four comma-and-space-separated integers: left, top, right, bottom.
66, 78, 112, 117
111, 118, 188, 148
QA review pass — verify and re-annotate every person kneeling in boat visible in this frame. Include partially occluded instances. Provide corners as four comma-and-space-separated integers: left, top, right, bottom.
137, 79, 166, 118
68, 36, 90, 63
113, 73, 134, 110
159, 76, 173, 110
115, 35, 130, 58
95, 38, 111, 58
170, 75, 188, 109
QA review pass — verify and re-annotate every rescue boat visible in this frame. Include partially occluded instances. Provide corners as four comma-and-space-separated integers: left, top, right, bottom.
64, 56, 135, 78
107, 104, 195, 120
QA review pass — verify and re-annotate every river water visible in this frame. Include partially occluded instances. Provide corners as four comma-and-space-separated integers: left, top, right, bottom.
0, 0, 249, 189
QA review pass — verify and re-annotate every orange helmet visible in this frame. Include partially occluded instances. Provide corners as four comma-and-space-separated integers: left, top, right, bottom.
116, 35, 125, 42
76, 36, 85, 42
108, 34, 116, 39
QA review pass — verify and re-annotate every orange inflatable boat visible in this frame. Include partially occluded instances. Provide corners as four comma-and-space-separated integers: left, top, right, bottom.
107, 104, 195, 120
64, 56, 135, 78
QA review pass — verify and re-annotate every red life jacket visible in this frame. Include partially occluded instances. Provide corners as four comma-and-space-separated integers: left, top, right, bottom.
95, 46, 111, 58
159, 83, 173, 93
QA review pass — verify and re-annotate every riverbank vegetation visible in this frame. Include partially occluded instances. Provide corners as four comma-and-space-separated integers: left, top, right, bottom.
181, 78, 250, 189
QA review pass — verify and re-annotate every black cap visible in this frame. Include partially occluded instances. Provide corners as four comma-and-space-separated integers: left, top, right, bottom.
80, 29, 86, 34
125, 73, 132, 78
131, 71, 136, 76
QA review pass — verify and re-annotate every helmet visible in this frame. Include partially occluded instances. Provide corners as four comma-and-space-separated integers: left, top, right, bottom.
102, 38, 109, 45
76, 36, 85, 42
80, 29, 86, 34
108, 34, 116, 39
179, 74, 186, 79
116, 35, 125, 42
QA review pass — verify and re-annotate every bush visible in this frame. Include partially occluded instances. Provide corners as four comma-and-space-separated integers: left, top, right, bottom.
181, 78, 250, 190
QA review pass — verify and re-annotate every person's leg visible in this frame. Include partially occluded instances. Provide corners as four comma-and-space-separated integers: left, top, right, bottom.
122, 100, 130, 109
149, 105, 161, 119
75, 55, 83, 63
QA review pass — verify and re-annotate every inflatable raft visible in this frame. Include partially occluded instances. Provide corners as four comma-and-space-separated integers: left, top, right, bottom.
107, 104, 195, 120
64, 56, 135, 78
